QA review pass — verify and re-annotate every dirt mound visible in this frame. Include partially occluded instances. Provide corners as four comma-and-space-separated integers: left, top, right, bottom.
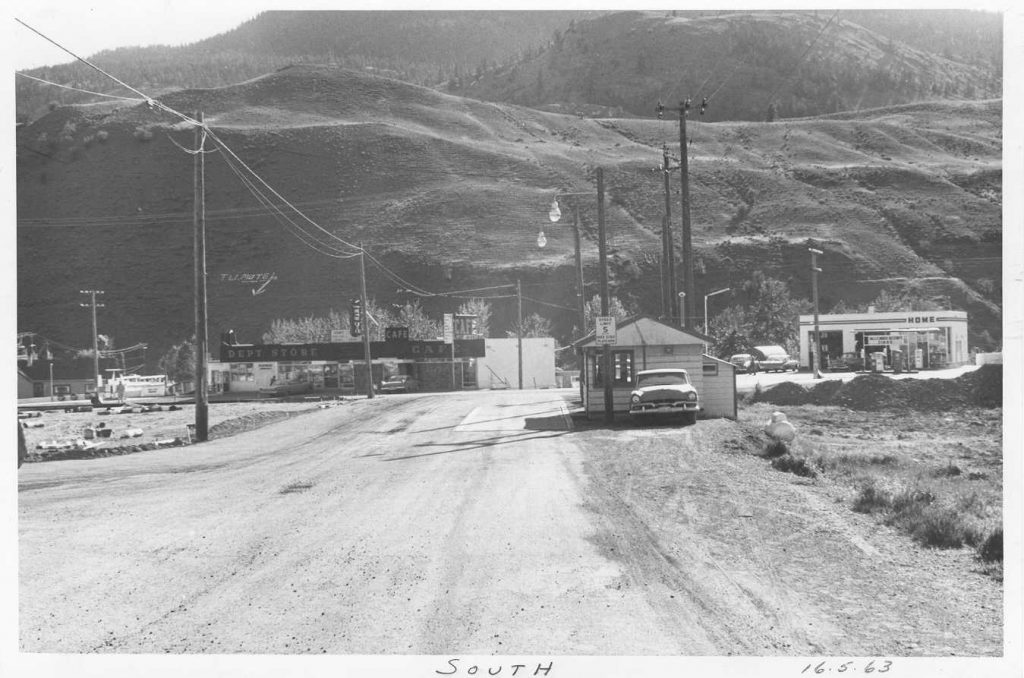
751, 381, 811, 406
753, 366, 1002, 412
807, 379, 844, 405
961, 364, 1003, 408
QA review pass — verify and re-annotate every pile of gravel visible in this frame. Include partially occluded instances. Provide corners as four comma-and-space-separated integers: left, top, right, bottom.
753, 365, 1002, 411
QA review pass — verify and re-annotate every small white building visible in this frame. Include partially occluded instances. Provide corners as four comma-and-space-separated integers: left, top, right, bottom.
574, 316, 737, 419
474, 337, 556, 390
798, 310, 969, 370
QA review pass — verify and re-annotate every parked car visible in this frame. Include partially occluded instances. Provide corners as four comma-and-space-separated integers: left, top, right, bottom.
729, 354, 758, 374
829, 352, 864, 372
628, 368, 700, 425
751, 345, 799, 373
380, 374, 419, 393
18, 423, 26, 468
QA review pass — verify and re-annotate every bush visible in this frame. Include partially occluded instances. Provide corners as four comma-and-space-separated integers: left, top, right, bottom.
133, 126, 154, 142
978, 528, 1002, 562
763, 440, 789, 458
931, 462, 962, 477
771, 454, 818, 478
852, 482, 892, 513
96, 130, 109, 143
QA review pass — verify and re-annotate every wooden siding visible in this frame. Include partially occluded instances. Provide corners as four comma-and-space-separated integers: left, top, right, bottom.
701, 356, 737, 419
584, 344, 704, 415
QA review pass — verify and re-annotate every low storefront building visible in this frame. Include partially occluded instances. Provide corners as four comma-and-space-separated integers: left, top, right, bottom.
798, 310, 969, 371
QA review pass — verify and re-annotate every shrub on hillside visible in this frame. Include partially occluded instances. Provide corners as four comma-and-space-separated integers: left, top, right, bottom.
133, 126, 154, 142
978, 528, 1002, 562
771, 454, 818, 478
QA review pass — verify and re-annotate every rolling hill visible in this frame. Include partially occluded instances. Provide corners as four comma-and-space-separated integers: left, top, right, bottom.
16, 64, 1001, 368
456, 10, 1001, 121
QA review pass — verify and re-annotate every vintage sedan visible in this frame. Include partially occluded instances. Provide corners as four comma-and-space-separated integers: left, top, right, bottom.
380, 374, 419, 393
628, 368, 700, 425
729, 353, 758, 374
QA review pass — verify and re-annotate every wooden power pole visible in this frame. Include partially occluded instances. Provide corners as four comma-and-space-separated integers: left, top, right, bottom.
597, 167, 613, 423
193, 111, 209, 441
359, 244, 374, 399
677, 100, 695, 330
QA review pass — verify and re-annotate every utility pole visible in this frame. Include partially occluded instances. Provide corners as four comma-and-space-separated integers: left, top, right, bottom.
516, 278, 523, 390
572, 202, 586, 341
359, 244, 374, 398
597, 167, 613, 423
193, 111, 209, 441
79, 289, 104, 391
661, 145, 677, 321
810, 247, 823, 379
677, 99, 696, 330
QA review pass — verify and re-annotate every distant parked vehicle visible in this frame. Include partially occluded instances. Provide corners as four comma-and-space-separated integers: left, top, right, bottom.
729, 354, 758, 374
380, 374, 419, 393
751, 345, 799, 373
829, 352, 865, 372
18, 423, 26, 468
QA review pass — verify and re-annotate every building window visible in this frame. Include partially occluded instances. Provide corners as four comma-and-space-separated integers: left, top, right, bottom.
593, 350, 635, 386
230, 363, 255, 382
703, 363, 719, 376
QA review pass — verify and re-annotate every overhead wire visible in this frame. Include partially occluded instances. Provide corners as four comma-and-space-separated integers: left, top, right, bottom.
217, 141, 361, 260
16, 72, 148, 102
765, 11, 839, 110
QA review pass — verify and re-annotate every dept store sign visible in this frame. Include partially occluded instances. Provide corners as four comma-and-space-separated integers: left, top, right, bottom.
221, 339, 486, 362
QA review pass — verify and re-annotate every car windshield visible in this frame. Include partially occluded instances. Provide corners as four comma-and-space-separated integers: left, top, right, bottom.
636, 373, 688, 387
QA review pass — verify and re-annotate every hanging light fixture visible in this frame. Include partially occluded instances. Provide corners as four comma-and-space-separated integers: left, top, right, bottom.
548, 198, 562, 223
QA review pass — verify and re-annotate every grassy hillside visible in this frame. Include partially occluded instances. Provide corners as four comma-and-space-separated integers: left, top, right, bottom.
16, 66, 1001, 367
15, 11, 595, 122
457, 11, 1001, 121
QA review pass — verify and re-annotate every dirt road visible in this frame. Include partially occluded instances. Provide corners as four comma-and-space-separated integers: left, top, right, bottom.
18, 389, 1001, 655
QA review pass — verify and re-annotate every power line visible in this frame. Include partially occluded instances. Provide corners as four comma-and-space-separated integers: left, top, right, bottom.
765, 11, 839, 109
16, 71, 147, 102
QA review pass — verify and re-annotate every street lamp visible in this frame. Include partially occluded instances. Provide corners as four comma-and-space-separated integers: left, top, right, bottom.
703, 287, 730, 353
809, 247, 824, 379
547, 192, 589, 339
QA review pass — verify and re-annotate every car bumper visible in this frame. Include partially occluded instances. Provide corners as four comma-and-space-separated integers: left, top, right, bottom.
629, 402, 700, 415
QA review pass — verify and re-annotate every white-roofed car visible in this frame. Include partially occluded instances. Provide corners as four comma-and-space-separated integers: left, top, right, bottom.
628, 368, 700, 425
752, 345, 799, 373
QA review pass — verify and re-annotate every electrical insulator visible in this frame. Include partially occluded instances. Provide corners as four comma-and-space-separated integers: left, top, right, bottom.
656, 101, 664, 119
683, 98, 691, 111
700, 97, 708, 115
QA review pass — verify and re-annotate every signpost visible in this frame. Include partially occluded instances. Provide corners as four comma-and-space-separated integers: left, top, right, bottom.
595, 316, 617, 345
443, 313, 456, 390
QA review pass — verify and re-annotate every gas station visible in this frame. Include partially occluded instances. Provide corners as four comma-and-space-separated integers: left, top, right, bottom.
797, 310, 969, 372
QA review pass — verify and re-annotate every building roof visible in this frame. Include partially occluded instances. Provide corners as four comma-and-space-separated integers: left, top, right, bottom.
573, 315, 712, 349
18, 359, 98, 381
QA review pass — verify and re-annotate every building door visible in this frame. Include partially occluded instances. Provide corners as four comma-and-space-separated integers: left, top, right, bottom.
814, 331, 844, 369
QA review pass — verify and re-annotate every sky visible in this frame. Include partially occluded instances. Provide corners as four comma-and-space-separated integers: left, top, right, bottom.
9, 1, 269, 71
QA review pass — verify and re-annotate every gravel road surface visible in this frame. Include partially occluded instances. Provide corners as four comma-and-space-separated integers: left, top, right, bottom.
18, 389, 1001, 655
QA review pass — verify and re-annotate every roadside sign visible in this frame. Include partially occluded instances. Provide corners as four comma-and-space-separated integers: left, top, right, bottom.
443, 313, 455, 345
330, 329, 347, 343
595, 316, 616, 345
385, 326, 410, 342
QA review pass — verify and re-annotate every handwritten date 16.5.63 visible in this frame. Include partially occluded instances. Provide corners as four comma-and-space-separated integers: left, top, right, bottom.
801, 660, 893, 674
